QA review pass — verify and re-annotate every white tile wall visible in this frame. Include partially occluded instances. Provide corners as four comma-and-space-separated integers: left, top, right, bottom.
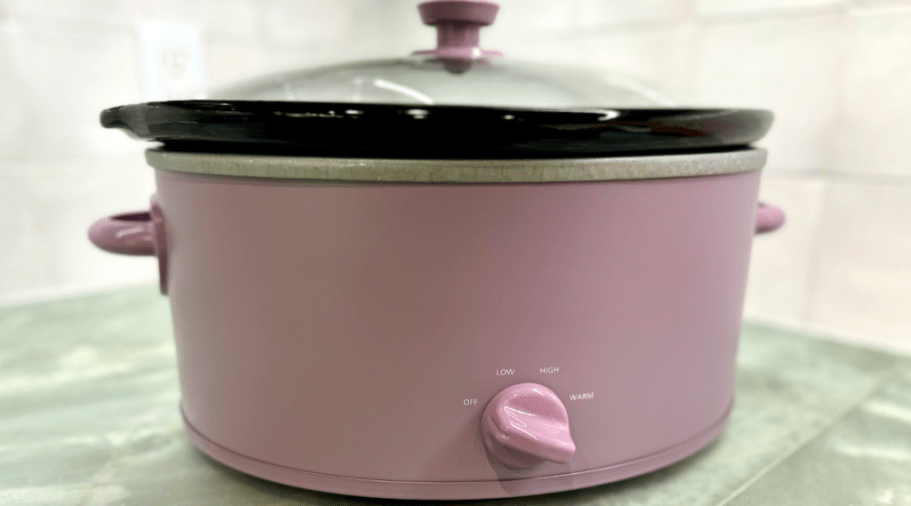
585, 22, 697, 96
0, 23, 28, 159
379, 1, 434, 57
0, 156, 158, 302
261, 0, 356, 48
1, 19, 140, 158
851, 0, 911, 6
2, 0, 911, 352
5, 0, 259, 39
0, 166, 56, 295
139, 0, 259, 40
5, 0, 137, 25
257, 0, 403, 74
205, 40, 269, 89
834, 5, 911, 177
691, 13, 846, 171
488, 29, 590, 67
743, 176, 828, 324
494, 0, 577, 33
697, 0, 844, 17
809, 181, 911, 343
577, 0, 694, 27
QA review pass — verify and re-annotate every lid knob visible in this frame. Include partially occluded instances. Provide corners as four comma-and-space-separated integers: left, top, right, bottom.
413, 0, 502, 62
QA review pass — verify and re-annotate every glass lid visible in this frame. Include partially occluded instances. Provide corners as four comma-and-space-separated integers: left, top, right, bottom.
100, 0, 772, 158
212, 56, 675, 109
214, 0, 672, 108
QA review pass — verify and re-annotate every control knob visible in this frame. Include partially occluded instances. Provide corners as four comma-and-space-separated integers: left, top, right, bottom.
481, 383, 576, 468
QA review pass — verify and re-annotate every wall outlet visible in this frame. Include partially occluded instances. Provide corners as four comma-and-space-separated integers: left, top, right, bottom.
138, 21, 206, 101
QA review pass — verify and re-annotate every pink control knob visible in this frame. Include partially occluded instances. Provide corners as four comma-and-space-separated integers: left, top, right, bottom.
481, 383, 576, 468
413, 0, 502, 61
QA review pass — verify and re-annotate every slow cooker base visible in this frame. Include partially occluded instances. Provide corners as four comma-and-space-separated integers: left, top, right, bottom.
182, 401, 732, 500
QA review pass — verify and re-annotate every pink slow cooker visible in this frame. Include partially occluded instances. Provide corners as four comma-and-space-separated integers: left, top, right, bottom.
89, 1, 785, 500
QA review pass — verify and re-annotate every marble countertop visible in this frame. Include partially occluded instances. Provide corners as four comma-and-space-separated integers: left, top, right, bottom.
2, 286, 910, 506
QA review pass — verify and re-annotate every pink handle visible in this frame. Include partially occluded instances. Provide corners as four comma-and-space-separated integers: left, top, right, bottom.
413, 0, 502, 61
88, 195, 169, 294
755, 201, 785, 234
88, 211, 155, 255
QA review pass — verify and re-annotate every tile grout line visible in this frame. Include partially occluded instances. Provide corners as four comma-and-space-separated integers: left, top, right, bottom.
799, 175, 834, 324
716, 371, 899, 506
798, 2, 852, 325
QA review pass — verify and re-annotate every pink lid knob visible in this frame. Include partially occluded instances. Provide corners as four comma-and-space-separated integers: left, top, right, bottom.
413, 0, 502, 60
481, 383, 576, 468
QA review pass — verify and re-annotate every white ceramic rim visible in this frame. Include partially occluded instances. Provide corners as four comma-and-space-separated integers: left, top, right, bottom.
145, 148, 767, 184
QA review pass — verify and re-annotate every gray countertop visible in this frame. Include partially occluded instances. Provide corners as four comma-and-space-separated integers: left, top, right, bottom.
2, 286, 910, 505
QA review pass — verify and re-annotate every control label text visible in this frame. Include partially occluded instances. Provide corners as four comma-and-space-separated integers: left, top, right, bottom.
569, 392, 595, 401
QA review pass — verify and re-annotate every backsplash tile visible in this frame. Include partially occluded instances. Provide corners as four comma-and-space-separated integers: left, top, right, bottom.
0, 170, 55, 295
377, 1, 436, 58
489, 30, 589, 68
493, 0, 577, 33
576, 0, 694, 27
2, 20, 139, 158
0, 157, 158, 302
261, 0, 357, 48
0, 24, 29, 159
697, 0, 845, 17
851, 0, 911, 7
809, 182, 911, 345
260, 0, 397, 67
691, 13, 845, 172
743, 176, 828, 324
5, 0, 135, 25
138, 0, 259, 40
834, 5, 911, 177
205, 40, 269, 91
5, 0, 259, 39
584, 22, 697, 96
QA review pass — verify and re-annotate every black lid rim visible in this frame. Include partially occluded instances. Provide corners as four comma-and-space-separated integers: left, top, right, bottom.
100, 100, 773, 159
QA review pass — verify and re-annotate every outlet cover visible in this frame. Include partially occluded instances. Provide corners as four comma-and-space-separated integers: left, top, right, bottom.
138, 21, 206, 101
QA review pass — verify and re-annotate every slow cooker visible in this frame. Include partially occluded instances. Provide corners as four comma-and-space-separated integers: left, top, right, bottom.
89, 0, 785, 500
